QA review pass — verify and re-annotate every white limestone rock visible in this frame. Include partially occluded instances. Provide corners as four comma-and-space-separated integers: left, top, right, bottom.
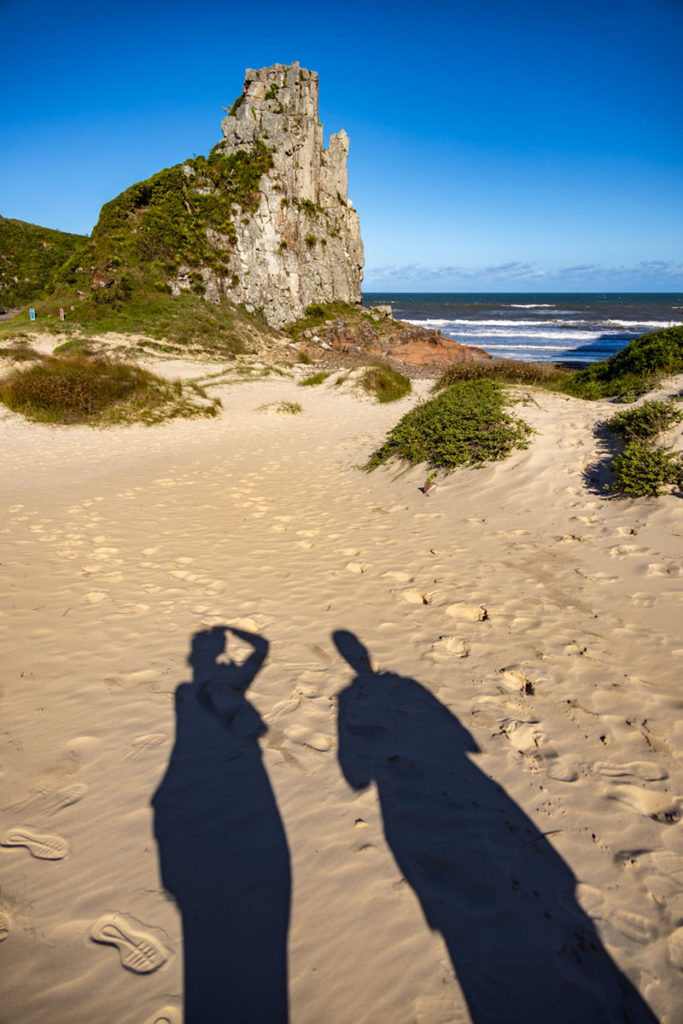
184, 63, 364, 328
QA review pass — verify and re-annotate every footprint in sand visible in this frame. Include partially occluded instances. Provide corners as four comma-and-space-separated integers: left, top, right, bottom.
500, 718, 545, 754
144, 1008, 182, 1024
90, 913, 170, 973
576, 884, 657, 944
0, 907, 11, 940
431, 635, 471, 659
647, 562, 682, 577
285, 723, 333, 752
50, 782, 88, 813
126, 734, 167, 760
498, 665, 538, 695
594, 761, 668, 781
397, 589, 434, 605
345, 561, 365, 574
445, 602, 489, 621
1, 827, 69, 860
668, 927, 683, 970
603, 784, 679, 822
382, 570, 414, 582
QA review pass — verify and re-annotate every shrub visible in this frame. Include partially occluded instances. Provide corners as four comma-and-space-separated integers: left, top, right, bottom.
563, 324, 683, 400
606, 399, 683, 441
361, 363, 411, 403
0, 353, 219, 425
367, 379, 532, 471
609, 439, 683, 497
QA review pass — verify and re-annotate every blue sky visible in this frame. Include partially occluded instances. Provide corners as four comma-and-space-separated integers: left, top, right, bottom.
2, 0, 682, 291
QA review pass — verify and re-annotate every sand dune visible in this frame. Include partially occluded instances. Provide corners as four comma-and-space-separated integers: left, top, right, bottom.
1, 367, 682, 1023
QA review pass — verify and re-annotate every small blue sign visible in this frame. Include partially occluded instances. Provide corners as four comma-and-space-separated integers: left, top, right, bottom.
29, 308, 36, 321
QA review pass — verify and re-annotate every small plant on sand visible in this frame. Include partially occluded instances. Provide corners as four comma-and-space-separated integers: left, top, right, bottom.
605, 398, 683, 442
366, 379, 532, 471
608, 439, 683, 498
299, 371, 331, 387
361, 363, 411, 403
258, 400, 303, 415
0, 352, 220, 425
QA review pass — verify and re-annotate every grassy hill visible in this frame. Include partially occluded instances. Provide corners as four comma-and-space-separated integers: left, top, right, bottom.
0, 143, 279, 356
0, 216, 86, 307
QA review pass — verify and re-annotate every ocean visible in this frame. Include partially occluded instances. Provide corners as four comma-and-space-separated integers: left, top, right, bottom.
363, 292, 683, 364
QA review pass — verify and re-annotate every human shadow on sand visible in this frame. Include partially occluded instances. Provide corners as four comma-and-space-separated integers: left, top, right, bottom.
153, 627, 290, 1024
333, 630, 657, 1024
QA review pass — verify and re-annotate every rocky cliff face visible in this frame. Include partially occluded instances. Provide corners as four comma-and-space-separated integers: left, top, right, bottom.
173, 63, 364, 327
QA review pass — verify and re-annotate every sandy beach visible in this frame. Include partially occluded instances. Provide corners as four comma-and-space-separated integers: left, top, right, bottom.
1, 353, 682, 1023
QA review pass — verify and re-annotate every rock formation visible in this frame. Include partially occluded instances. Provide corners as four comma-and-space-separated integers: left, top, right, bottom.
174, 63, 364, 327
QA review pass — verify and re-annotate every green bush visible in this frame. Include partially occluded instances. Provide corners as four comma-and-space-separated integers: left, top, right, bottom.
606, 398, 683, 441
563, 325, 683, 400
609, 439, 683, 497
361, 363, 411, 403
0, 353, 219, 425
367, 379, 532, 471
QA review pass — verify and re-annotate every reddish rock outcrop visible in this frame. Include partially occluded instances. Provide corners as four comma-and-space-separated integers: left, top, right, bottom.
301, 318, 491, 367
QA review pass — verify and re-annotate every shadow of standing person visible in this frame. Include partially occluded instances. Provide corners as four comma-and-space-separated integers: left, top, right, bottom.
153, 627, 290, 1024
333, 630, 657, 1024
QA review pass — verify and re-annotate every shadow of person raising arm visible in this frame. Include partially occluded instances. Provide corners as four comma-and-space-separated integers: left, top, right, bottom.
153, 626, 290, 1024
333, 630, 657, 1024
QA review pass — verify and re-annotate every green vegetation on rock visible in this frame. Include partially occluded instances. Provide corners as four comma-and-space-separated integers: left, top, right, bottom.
0, 352, 220, 425
0, 216, 86, 307
367, 379, 532, 471
53, 141, 272, 307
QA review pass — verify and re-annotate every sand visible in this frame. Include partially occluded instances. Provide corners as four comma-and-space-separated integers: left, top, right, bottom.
1, 357, 682, 1023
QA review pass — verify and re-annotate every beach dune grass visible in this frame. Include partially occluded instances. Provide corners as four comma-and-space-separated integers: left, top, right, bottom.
361, 362, 411, 403
298, 371, 331, 387
435, 359, 572, 391
0, 352, 219, 425
367, 378, 532, 471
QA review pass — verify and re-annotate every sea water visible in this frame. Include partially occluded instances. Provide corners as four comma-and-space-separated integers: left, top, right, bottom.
363, 292, 683, 364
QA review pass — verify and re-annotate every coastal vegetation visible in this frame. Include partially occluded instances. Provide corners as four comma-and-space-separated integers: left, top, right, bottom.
435, 359, 572, 391
298, 371, 331, 386
564, 324, 683, 400
599, 396, 683, 498
605, 398, 683, 441
0, 142, 276, 358
608, 440, 683, 498
0, 352, 220, 425
0, 216, 85, 307
360, 363, 411, 403
434, 325, 683, 403
366, 379, 532, 471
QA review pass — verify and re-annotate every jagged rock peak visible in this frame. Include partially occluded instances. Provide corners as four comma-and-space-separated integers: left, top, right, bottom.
184, 63, 364, 328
